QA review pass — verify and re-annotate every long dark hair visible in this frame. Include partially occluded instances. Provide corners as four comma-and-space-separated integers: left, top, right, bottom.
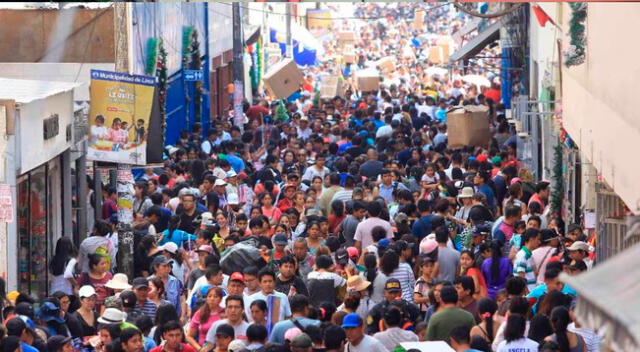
490, 240, 503, 282
363, 253, 377, 295
477, 298, 497, 341
550, 306, 571, 352
167, 215, 181, 234
528, 313, 554, 344
380, 250, 400, 276
50, 236, 77, 276
331, 200, 345, 217
504, 313, 527, 342
153, 304, 179, 344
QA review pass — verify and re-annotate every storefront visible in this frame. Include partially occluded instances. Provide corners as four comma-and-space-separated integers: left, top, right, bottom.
0, 78, 77, 296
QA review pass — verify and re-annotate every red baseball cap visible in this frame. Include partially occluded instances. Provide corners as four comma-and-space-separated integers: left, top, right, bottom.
476, 154, 488, 163
230, 272, 244, 283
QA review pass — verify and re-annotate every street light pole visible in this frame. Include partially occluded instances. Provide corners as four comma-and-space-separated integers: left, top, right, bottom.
113, 2, 135, 280
232, 2, 244, 129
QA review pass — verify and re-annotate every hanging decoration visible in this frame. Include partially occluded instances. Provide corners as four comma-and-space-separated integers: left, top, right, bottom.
145, 38, 158, 76
189, 29, 203, 124
157, 39, 168, 135
563, 3, 587, 67
182, 26, 194, 130
550, 144, 564, 218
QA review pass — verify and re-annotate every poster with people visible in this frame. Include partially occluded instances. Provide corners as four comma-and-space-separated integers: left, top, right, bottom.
88, 69, 156, 165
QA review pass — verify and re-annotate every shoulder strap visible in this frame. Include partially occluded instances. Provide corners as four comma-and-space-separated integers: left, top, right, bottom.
291, 317, 306, 333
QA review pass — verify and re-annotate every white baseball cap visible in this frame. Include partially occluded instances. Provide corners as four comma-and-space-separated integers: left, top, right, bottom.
78, 285, 96, 298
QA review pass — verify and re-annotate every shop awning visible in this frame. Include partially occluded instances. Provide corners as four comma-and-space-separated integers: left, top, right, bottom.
449, 20, 501, 62
561, 242, 640, 352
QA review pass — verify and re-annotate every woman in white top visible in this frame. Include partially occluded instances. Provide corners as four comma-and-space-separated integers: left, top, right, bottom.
497, 313, 539, 352
49, 237, 78, 295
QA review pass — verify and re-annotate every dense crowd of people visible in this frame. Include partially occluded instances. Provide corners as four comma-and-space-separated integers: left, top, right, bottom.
0, 3, 601, 352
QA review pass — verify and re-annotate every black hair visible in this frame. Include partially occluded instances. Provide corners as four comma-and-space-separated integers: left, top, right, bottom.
550, 306, 572, 352
368, 201, 383, 217
544, 268, 561, 282
226, 294, 245, 309
371, 226, 387, 243
278, 255, 296, 267
162, 320, 183, 335
477, 298, 498, 341
509, 297, 530, 316
246, 324, 268, 343
324, 325, 346, 350
289, 294, 310, 313
440, 285, 458, 304
379, 250, 400, 276
331, 200, 345, 217
504, 313, 527, 343
364, 253, 377, 295
449, 325, 471, 346
435, 226, 449, 244
528, 314, 554, 344
153, 304, 179, 344
50, 236, 77, 276
250, 300, 267, 313
120, 327, 141, 344
88, 253, 104, 272
523, 228, 541, 244
454, 276, 475, 296
505, 277, 527, 296
243, 266, 259, 277
490, 240, 504, 282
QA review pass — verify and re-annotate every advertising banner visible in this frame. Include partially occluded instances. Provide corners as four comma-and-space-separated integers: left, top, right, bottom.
88, 70, 156, 165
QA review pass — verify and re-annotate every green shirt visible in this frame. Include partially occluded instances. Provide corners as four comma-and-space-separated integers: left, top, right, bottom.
425, 307, 476, 341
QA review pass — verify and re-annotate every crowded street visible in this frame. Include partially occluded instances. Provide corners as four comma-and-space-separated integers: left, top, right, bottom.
0, 2, 638, 352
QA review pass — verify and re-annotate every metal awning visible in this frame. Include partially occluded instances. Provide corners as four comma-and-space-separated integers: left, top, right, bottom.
561, 242, 640, 352
449, 20, 501, 62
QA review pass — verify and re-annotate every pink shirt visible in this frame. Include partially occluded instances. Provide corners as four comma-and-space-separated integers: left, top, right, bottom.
189, 308, 222, 346
108, 128, 128, 144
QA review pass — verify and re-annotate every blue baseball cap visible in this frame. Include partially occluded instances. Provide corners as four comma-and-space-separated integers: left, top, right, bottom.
37, 302, 64, 323
341, 313, 362, 328
378, 238, 391, 250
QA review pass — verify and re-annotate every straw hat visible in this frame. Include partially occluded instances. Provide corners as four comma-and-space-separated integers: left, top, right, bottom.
457, 187, 474, 199
105, 273, 132, 291
346, 276, 371, 293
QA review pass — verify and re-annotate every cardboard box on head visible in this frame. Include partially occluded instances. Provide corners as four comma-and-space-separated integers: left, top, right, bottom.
446, 105, 491, 148
263, 59, 304, 99
337, 31, 357, 48
355, 70, 380, 92
376, 56, 396, 74
320, 75, 345, 99
343, 44, 356, 64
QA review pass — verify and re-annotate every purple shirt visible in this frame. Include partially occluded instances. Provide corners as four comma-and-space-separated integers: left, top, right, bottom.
481, 257, 513, 299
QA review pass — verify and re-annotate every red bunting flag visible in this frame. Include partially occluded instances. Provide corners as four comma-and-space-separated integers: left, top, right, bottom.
532, 5, 556, 28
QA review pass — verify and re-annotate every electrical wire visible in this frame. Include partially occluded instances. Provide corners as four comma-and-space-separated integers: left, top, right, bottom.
215, 1, 452, 21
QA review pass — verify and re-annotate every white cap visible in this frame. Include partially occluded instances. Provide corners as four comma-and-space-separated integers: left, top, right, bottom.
214, 179, 227, 187
201, 212, 215, 227
159, 242, 178, 254
79, 285, 97, 298
226, 170, 238, 178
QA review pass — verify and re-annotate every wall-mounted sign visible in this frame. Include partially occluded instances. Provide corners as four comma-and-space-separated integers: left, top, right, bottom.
43, 114, 59, 140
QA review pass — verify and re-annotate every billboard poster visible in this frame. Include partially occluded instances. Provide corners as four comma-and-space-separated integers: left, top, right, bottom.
88, 69, 156, 165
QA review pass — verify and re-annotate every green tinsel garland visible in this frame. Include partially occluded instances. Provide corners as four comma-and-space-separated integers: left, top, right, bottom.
190, 29, 203, 124
564, 3, 587, 67
550, 144, 564, 218
145, 38, 158, 76
182, 26, 194, 130
157, 39, 168, 134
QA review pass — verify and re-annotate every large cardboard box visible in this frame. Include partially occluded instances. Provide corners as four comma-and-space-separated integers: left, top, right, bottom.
428, 46, 446, 65
446, 105, 491, 148
343, 44, 356, 64
263, 59, 304, 99
376, 56, 396, 73
337, 31, 357, 48
355, 71, 380, 92
320, 75, 344, 98
306, 9, 333, 30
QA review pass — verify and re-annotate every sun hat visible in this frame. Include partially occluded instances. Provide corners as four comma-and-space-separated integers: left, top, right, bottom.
346, 276, 371, 292
97, 308, 126, 325
79, 285, 97, 298
105, 273, 132, 291
457, 186, 474, 199
341, 313, 362, 328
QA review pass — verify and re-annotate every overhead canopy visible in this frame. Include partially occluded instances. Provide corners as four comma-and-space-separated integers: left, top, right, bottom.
561, 242, 640, 352
449, 20, 501, 62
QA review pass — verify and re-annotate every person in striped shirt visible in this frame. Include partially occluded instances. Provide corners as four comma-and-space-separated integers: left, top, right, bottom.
513, 228, 542, 292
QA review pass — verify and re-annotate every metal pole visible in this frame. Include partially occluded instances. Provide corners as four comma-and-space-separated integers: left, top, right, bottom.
93, 162, 102, 225
76, 149, 87, 241
232, 2, 244, 129
113, 2, 134, 279
285, 4, 292, 58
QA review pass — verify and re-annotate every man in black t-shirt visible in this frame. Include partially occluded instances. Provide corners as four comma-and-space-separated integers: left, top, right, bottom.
176, 193, 201, 234
275, 255, 309, 297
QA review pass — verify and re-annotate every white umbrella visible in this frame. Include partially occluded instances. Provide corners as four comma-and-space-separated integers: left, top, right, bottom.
462, 74, 491, 87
